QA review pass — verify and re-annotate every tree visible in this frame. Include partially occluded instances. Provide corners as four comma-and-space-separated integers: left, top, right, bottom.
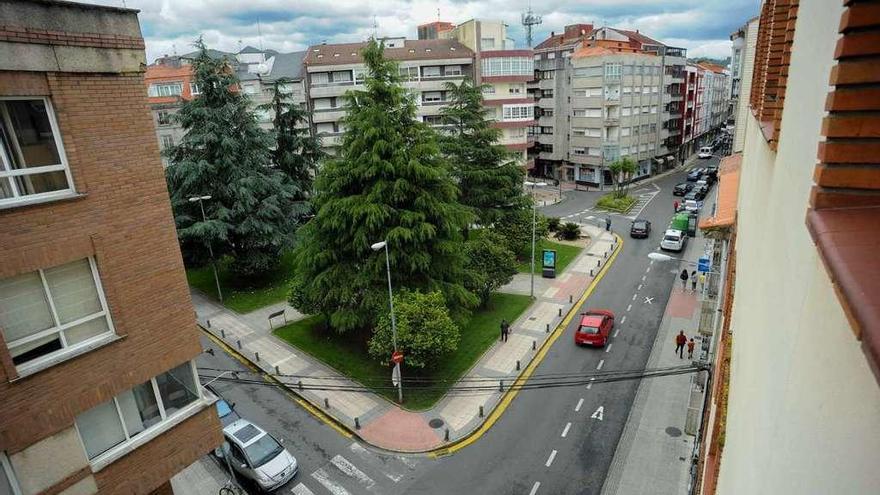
258, 79, 324, 202
464, 231, 517, 307
368, 291, 460, 370
165, 39, 300, 278
491, 208, 549, 258
608, 157, 639, 198
439, 79, 529, 226
555, 222, 582, 241
289, 39, 477, 333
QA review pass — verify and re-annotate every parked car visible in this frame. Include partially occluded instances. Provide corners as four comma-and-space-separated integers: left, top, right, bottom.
682, 199, 703, 213
685, 189, 706, 202
660, 229, 688, 252
630, 219, 651, 238
575, 310, 615, 347
687, 169, 703, 181
205, 384, 242, 429
217, 420, 298, 492
698, 146, 713, 159
694, 180, 711, 194
673, 182, 693, 196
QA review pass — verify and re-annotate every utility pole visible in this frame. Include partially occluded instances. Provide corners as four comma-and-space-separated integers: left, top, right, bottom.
521, 5, 542, 48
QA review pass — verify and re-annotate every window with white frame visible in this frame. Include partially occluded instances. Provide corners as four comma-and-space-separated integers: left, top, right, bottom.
547, 52, 556, 60
423, 115, 444, 126
481, 57, 534, 77
642, 86, 651, 94
422, 66, 442, 78
445, 65, 462, 76
651, 105, 658, 114
509, 127, 525, 138
423, 91, 443, 103
573, 66, 602, 78
571, 128, 586, 137
189, 83, 200, 96
0, 98, 74, 206
604, 63, 621, 78
398, 66, 419, 81
331, 71, 352, 83
148, 83, 182, 97
585, 128, 601, 137
0, 257, 114, 370
509, 86, 523, 94
621, 127, 631, 137
480, 38, 496, 50
1, 453, 21, 495
642, 105, 650, 114
652, 86, 659, 93
315, 123, 335, 134
156, 110, 172, 126
502, 104, 533, 121
572, 108, 601, 118
161, 135, 174, 149
75, 362, 200, 461
620, 146, 629, 155
313, 98, 333, 110
623, 86, 632, 94
481, 86, 495, 95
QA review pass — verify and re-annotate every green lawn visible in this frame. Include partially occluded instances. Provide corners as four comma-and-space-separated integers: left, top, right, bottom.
273, 292, 533, 410
595, 193, 637, 213
186, 251, 297, 314
516, 239, 583, 274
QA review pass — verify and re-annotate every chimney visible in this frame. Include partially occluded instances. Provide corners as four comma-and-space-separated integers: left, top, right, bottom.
551, 31, 555, 37
636, 29, 640, 33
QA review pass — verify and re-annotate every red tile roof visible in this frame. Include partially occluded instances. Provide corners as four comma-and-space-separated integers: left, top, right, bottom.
612, 28, 662, 46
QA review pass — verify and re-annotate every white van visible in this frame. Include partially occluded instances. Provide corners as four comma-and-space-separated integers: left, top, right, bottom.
698, 146, 713, 159
660, 229, 687, 252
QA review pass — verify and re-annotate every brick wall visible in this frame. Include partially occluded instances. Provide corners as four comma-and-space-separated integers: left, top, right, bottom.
0, 69, 212, 480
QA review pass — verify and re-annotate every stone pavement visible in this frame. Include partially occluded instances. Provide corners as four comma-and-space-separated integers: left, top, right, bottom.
171, 456, 248, 494
193, 223, 620, 453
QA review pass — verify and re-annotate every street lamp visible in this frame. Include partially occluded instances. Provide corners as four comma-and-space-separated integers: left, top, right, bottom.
371, 240, 403, 404
524, 181, 547, 298
189, 195, 223, 302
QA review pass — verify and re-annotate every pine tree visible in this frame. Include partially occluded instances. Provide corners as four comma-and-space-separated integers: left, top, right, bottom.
165, 40, 298, 278
290, 39, 477, 332
440, 79, 529, 226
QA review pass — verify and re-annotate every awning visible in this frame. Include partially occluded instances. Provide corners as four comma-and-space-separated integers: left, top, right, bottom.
699, 153, 742, 230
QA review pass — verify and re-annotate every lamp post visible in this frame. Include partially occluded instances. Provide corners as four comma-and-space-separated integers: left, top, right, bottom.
371, 240, 403, 404
524, 181, 547, 298
189, 195, 223, 302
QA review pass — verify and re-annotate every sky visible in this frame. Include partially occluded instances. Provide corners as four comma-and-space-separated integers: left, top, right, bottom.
92, 0, 760, 63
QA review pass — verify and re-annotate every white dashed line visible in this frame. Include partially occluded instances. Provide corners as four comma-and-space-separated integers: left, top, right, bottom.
575, 398, 584, 412
290, 483, 315, 495
614, 328, 620, 337
561, 422, 571, 438
642, 275, 647, 282
545, 450, 557, 467
637, 284, 643, 291
597, 359, 605, 370
626, 304, 632, 312
632, 293, 637, 301
650, 260, 655, 265
605, 343, 613, 353
312, 468, 351, 495
529, 482, 541, 495
587, 377, 595, 389
621, 316, 627, 324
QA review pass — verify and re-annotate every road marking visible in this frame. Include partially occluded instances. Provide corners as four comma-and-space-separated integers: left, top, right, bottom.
545, 450, 558, 467
348, 443, 406, 482
575, 398, 584, 412
646, 267, 651, 273
637, 284, 643, 291
597, 359, 605, 370
561, 422, 571, 438
605, 343, 613, 353
626, 304, 632, 312
312, 468, 351, 495
632, 293, 637, 301
642, 275, 647, 281
613, 328, 620, 337
529, 482, 541, 495
587, 377, 595, 389
331, 455, 376, 490
290, 483, 315, 495
650, 260, 654, 265
621, 316, 627, 324
591, 406, 604, 421
644, 296, 654, 304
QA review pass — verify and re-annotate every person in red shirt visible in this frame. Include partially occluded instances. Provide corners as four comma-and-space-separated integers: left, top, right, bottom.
675, 331, 687, 359
674, 200, 679, 213
687, 338, 696, 359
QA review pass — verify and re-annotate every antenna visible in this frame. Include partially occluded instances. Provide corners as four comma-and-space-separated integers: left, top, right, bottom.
257, 19, 263, 51
172, 43, 177, 56
437, 8, 440, 22
521, 4, 542, 48
372, 15, 378, 38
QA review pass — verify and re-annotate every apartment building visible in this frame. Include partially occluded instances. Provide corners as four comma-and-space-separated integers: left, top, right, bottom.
0, 1, 221, 494
696, 1, 880, 493
417, 21, 455, 40
145, 47, 308, 165
302, 38, 475, 153
529, 24, 679, 184
729, 17, 759, 153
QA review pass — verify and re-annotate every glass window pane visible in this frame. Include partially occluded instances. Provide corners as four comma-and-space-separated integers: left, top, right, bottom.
0, 270, 55, 343
2, 100, 62, 169
12, 170, 68, 196
10, 333, 62, 365
44, 259, 102, 325
76, 399, 126, 459
64, 316, 110, 345
156, 362, 198, 415
0, 177, 12, 199
116, 382, 162, 437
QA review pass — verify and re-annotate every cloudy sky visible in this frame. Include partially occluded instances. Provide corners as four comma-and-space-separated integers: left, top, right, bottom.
92, 0, 759, 63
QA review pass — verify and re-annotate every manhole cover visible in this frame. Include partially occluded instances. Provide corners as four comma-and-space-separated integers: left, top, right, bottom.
428, 418, 445, 429
665, 426, 682, 438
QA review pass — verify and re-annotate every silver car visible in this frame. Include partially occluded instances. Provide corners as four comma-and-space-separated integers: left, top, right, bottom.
217, 419, 298, 492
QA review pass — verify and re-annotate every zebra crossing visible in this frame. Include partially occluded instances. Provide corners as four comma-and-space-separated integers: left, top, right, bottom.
624, 184, 661, 220
288, 442, 420, 495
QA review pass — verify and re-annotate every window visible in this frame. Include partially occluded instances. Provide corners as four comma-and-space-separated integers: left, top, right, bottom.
445, 65, 462, 76
572, 147, 586, 156
0, 98, 73, 206
1, 453, 21, 495
315, 122, 335, 135
157, 111, 172, 126
652, 86, 659, 93
588, 147, 601, 156
482, 86, 495, 95
542, 108, 554, 117
621, 127, 631, 137
623, 86, 632, 94
573, 66, 602, 78
509, 86, 523, 94
502, 105, 534, 120
571, 128, 586, 137
572, 108, 601, 118
0, 257, 114, 370
621, 146, 629, 155
331, 71, 352, 83
354, 69, 367, 83
189, 83, 200, 96
604, 63, 621, 78
546, 52, 556, 60
643, 86, 651, 94
585, 128, 601, 137
148, 83, 182, 97
424, 115, 444, 126
541, 127, 553, 135
482, 57, 534, 77
310, 72, 329, 85
642, 106, 650, 114
161, 135, 174, 149
622, 107, 631, 117
422, 66, 441, 78
539, 70, 555, 80
399, 66, 419, 81
423, 91, 443, 103
542, 89, 554, 98
481, 38, 496, 50
651, 105, 658, 114
75, 362, 200, 461
509, 128, 525, 138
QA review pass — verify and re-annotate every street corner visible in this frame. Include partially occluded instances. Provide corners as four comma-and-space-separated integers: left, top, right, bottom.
358, 407, 444, 452
665, 288, 700, 319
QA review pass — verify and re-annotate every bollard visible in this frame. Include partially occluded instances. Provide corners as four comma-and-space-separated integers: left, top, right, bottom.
569, 294, 573, 303
207, 319, 211, 328
604, 250, 608, 259
558, 308, 563, 317
445, 428, 450, 441
298, 380, 303, 390
597, 259, 601, 267
516, 360, 521, 371
220, 329, 226, 339
255, 352, 260, 362
533, 340, 537, 350
355, 417, 360, 429
274, 365, 280, 375
499, 380, 504, 392
590, 268, 594, 277
479, 405, 484, 417
324, 398, 330, 409
236, 339, 242, 350
546, 323, 550, 333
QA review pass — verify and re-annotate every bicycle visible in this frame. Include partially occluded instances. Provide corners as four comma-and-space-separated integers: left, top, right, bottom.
218, 479, 244, 495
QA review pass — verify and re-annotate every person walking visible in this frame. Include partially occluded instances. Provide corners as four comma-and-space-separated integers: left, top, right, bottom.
679, 269, 689, 291
687, 338, 696, 359
675, 331, 687, 359
500, 319, 509, 343
699, 272, 707, 292
691, 270, 698, 292
674, 200, 679, 213
605, 216, 612, 231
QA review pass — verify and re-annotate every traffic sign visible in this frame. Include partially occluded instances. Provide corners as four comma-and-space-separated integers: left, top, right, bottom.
391, 351, 404, 364
391, 363, 401, 386
698, 257, 711, 273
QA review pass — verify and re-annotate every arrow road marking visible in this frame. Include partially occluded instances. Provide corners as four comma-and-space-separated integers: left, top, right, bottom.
591, 406, 604, 421
644, 296, 654, 304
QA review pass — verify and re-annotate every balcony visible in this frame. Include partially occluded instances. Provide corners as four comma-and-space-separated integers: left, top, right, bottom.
604, 117, 619, 125
311, 108, 347, 123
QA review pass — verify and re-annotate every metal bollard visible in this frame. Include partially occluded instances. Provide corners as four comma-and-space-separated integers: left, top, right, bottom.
479, 405, 484, 418
516, 360, 521, 371
499, 380, 504, 392
298, 380, 303, 390
590, 268, 594, 277
236, 339, 242, 350
207, 319, 211, 328
569, 294, 573, 303
254, 352, 260, 362
324, 398, 330, 409
604, 250, 608, 258
445, 428, 450, 441
274, 365, 280, 375
355, 417, 360, 429
558, 308, 563, 317
533, 340, 537, 350
597, 259, 601, 267
546, 323, 550, 333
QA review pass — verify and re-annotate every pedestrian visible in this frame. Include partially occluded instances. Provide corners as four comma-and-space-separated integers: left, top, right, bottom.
687, 338, 696, 359
675, 331, 687, 359
500, 319, 509, 343
679, 269, 689, 291
674, 200, 679, 213
605, 216, 612, 231
699, 272, 707, 292
691, 270, 697, 292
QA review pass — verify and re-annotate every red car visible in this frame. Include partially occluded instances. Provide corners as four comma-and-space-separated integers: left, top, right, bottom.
575, 309, 615, 347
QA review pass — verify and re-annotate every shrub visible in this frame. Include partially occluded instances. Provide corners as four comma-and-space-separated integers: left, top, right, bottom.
555, 222, 581, 240
596, 194, 636, 213
546, 216, 561, 232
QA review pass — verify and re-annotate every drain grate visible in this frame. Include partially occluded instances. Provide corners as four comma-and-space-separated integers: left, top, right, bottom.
428, 418, 445, 429
665, 426, 682, 438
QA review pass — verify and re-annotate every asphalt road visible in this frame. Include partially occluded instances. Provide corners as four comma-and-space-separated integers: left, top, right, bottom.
200, 155, 722, 495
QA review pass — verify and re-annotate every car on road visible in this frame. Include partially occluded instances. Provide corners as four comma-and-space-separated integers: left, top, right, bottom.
685, 189, 706, 202
673, 182, 693, 196
630, 219, 651, 238
686, 169, 703, 181
660, 229, 687, 252
682, 199, 703, 213
575, 310, 615, 347
205, 384, 242, 429
217, 419, 299, 492
698, 146, 713, 159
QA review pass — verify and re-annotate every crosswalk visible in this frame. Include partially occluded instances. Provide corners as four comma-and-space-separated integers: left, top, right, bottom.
288, 443, 420, 495
624, 185, 661, 220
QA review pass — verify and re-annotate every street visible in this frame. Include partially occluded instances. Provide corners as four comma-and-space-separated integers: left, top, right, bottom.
199, 157, 720, 495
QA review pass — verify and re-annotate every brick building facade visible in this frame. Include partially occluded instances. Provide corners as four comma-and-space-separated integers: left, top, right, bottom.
0, 1, 221, 494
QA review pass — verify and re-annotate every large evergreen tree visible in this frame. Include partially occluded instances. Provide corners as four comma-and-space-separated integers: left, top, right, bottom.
290, 39, 476, 332
166, 40, 298, 278
439, 79, 529, 226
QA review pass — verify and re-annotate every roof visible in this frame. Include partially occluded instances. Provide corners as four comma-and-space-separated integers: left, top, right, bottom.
304, 39, 473, 66
267, 51, 306, 80
239, 45, 262, 54
697, 62, 727, 74
580, 315, 604, 326
180, 49, 235, 61
699, 154, 742, 230
571, 46, 615, 58
611, 28, 662, 46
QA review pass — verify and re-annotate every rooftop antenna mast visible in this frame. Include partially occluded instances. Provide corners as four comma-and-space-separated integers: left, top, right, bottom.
521, 3, 542, 48
372, 15, 378, 38
257, 19, 263, 51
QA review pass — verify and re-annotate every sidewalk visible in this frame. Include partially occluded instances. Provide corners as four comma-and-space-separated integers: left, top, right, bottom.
171, 456, 248, 495
194, 223, 620, 453
601, 197, 715, 495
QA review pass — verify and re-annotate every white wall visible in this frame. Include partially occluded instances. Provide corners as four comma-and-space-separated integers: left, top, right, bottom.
733, 18, 758, 153
717, 2, 880, 494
